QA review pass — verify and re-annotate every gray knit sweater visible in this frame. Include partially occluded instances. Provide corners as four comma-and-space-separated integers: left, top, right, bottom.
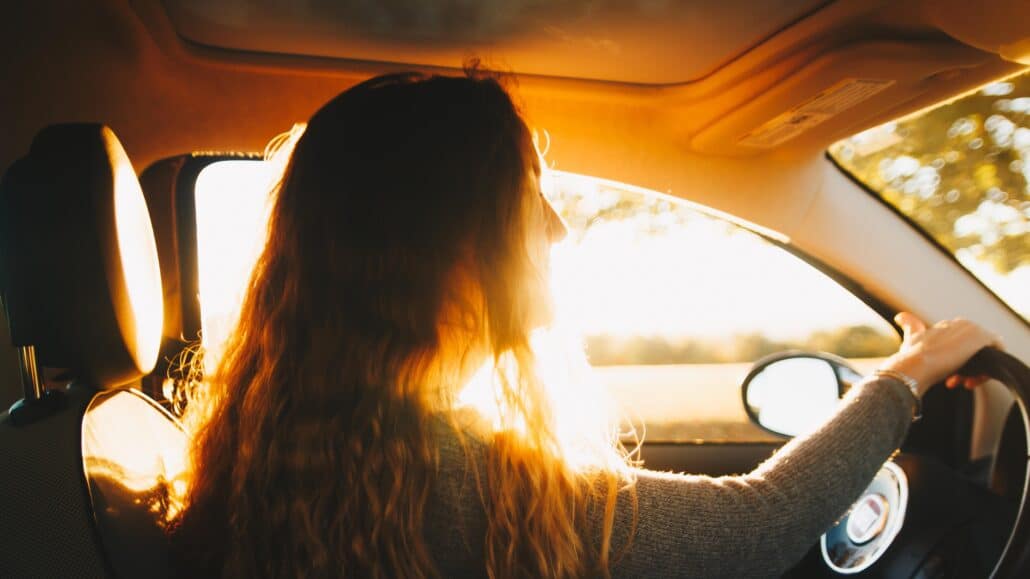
424, 375, 915, 578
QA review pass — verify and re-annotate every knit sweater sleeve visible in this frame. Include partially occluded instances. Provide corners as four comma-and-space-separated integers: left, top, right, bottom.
426, 375, 915, 578
603, 375, 915, 578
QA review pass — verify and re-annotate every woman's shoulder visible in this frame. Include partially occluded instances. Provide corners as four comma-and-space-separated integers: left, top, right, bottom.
424, 409, 491, 574
428, 408, 495, 494
430, 408, 491, 450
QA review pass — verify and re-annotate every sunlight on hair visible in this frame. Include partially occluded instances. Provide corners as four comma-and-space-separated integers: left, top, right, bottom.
451, 195, 642, 473
533, 325, 638, 472
531, 127, 552, 159
456, 322, 636, 473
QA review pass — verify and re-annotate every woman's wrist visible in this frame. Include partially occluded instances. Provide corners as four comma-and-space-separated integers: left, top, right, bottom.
871, 369, 922, 421
878, 351, 931, 397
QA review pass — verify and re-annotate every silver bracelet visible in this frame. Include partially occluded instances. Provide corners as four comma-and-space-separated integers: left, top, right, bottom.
872, 369, 922, 422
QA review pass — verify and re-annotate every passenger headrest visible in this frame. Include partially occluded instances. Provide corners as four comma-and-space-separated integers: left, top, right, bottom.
0, 124, 163, 387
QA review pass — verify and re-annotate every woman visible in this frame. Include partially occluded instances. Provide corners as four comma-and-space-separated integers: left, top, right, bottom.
170, 70, 1001, 578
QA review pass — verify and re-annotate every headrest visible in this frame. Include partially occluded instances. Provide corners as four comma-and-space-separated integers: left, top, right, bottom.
0, 124, 163, 387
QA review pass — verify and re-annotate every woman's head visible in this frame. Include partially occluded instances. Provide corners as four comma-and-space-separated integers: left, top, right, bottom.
276, 71, 564, 397
174, 70, 627, 579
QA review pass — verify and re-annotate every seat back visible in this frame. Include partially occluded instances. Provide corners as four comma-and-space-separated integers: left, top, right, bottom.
0, 385, 111, 578
83, 389, 185, 579
0, 124, 180, 578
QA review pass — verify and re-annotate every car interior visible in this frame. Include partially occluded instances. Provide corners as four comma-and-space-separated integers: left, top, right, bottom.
1, 0, 1029, 577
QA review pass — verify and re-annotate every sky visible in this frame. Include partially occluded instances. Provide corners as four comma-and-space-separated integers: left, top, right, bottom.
547, 206, 894, 341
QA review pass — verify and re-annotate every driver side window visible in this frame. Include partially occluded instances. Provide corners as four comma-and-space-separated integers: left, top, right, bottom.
190, 161, 899, 444
543, 172, 900, 442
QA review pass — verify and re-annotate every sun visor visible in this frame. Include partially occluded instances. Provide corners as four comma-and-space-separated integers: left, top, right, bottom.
689, 40, 1006, 156
927, 0, 1030, 65
0, 124, 163, 387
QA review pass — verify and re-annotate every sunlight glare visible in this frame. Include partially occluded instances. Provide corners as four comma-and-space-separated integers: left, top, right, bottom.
455, 325, 628, 471
112, 156, 163, 371
83, 393, 187, 496
194, 161, 277, 372
546, 171, 888, 342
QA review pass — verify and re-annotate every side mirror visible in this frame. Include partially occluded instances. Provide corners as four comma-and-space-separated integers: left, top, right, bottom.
742, 351, 864, 438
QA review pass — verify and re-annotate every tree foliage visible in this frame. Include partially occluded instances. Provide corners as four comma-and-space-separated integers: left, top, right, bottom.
830, 72, 1030, 275
546, 173, 714, 242
585, 324, 898, 366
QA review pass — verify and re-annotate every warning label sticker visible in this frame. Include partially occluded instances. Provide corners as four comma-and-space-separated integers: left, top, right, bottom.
738, 78, 895, 148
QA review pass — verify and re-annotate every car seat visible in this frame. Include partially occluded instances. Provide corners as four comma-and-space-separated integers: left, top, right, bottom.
0, 124, 184, 578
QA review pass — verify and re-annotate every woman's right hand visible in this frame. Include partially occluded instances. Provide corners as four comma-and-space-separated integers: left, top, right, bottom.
878, 312, 1004, 397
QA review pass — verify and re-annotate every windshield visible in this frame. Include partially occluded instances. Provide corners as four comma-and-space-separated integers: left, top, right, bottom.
829, 70, 1030, 321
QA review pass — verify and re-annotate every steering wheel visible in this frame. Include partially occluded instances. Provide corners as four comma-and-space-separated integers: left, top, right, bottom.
820, 347, 1030, 577
962, 347, 1030, 577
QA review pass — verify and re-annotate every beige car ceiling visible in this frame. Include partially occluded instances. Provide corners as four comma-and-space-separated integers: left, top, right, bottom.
1, 0, 1025, 172
162, 0, 832, 84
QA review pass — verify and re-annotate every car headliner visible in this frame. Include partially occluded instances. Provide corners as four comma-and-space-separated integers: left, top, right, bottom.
3, 0, 1026, 173
162, 0, 834, 84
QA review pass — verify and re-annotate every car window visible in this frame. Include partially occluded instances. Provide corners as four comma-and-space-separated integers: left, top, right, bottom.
193, 159, 898, 443
829, 70, 1030, 322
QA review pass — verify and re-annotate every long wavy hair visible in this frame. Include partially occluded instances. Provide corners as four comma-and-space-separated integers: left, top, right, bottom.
171, 70, 634, 578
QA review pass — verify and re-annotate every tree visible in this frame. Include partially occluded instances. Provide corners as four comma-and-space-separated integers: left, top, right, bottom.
830, 72, 1029, 275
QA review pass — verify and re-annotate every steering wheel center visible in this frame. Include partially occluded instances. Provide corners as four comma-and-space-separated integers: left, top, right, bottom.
822, 461, 909, 573
846, 493, 890, 545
